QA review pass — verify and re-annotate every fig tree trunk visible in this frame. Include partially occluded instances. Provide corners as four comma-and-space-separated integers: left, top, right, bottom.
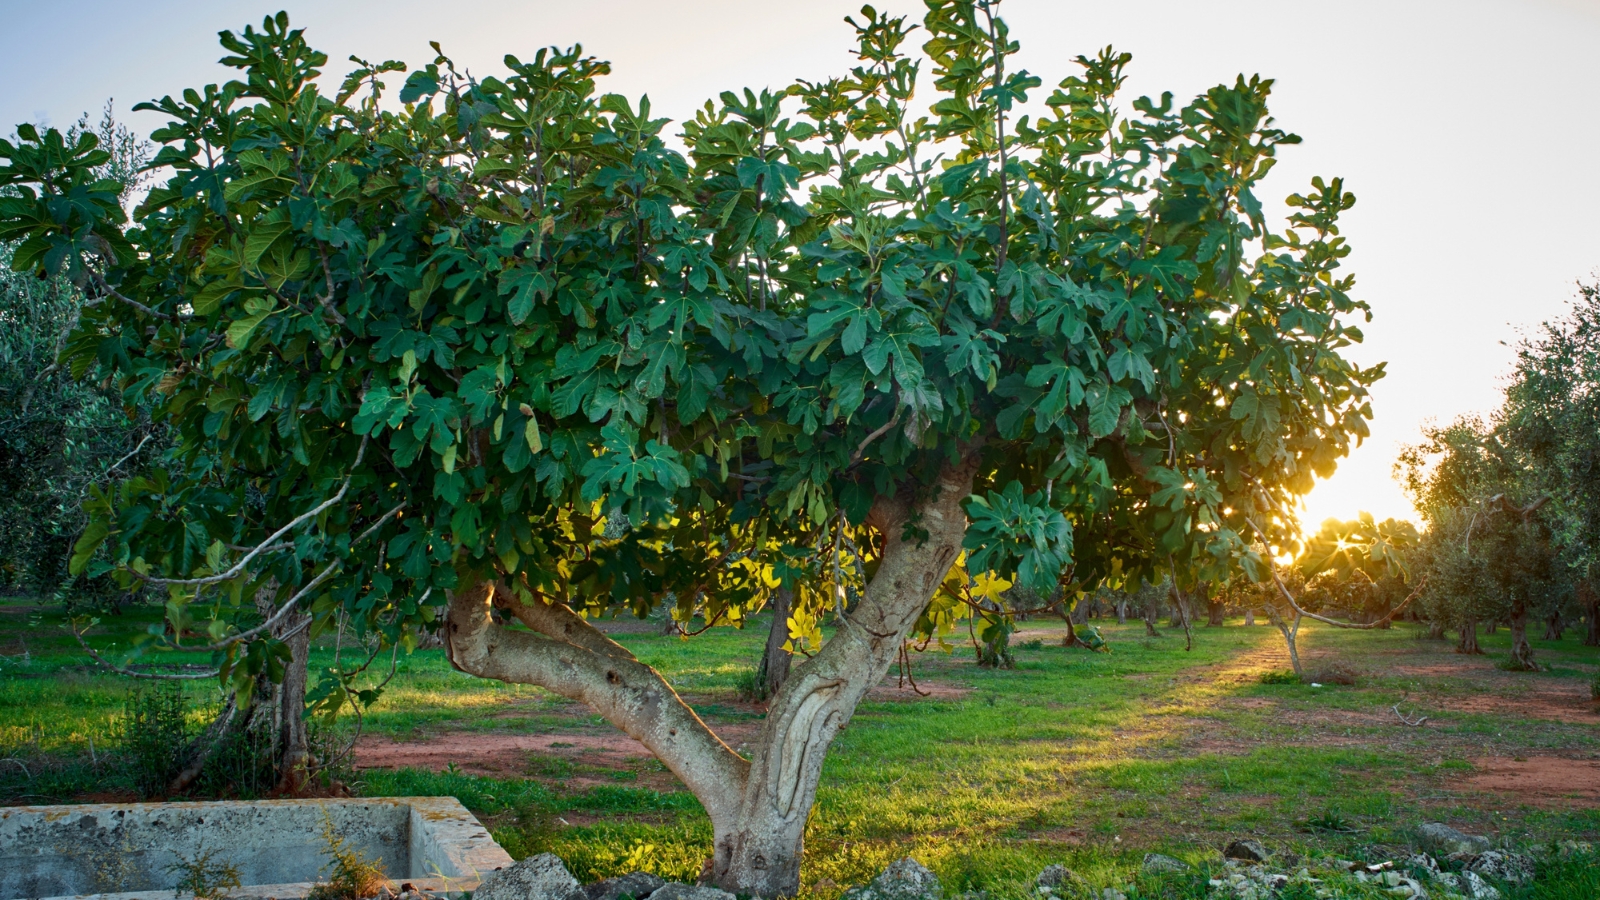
1205, 582, 1224, 627
444, 458, 978, 897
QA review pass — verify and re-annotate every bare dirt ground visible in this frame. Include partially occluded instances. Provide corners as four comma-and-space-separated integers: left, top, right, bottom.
354, 674, 970, 787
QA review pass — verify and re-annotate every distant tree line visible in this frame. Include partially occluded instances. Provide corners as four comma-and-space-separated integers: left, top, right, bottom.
1398, 282, 1600, 667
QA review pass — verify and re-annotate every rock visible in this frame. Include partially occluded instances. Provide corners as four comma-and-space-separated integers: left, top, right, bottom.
1140, 853, 1190, 874
648, 885, 735, 900
1223, 839, 1271, 863
1458, 870, 1501, 900
584, 872, 667, 900
1417, 823, 1491, 858
475, 853, 584, 900
1100, 890, 1126, 900
844, 858, 943, 900
1034, 864, 1086, 893
1466, 850, 1534, 885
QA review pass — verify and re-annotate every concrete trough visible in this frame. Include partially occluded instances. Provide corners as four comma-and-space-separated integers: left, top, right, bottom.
0, 797, 514, 899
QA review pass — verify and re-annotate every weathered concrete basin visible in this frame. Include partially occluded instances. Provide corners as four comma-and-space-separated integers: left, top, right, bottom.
0, 797, 514, 899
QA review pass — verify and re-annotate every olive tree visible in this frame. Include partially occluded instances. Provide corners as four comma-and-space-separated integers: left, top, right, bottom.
1, 5, 1379, 893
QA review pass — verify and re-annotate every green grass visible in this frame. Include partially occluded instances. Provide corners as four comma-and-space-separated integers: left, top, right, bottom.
3, 598, 1598, 898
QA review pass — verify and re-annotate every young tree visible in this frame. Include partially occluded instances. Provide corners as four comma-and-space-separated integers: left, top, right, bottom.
1, 6, 1379, 893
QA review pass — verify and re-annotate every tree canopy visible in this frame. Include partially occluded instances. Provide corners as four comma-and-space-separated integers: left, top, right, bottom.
0, 5, 1381, 892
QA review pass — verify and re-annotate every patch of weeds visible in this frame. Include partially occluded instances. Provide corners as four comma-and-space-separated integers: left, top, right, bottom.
1018, 639, 1044, 651
306, 811, 386, 900
1299, 806, 1360, 834
1259, 670, 1300, 685
1509, 849, 1600, 900
165, 843, 242, 900
733, 667, 768, 703
1590, 673, 1599, 702
121, 681, 189, 797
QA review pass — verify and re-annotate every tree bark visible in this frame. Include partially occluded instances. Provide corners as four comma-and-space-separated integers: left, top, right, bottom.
1457, 615, 1482, 654
1244, 609, 1255, 627
1204, 582, 1224, 627
1582, 579, 1599, 648
1508, 599, 1538, 671
1115, 600, 1127, 625
446, 456, 978, 897
1542, 610, 1564, 642
271, 604, 313, 793
755, 588, 793, 701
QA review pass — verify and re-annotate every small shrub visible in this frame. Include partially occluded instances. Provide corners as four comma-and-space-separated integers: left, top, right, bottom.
306, 811, 387, 900
166, 844, 242, 900
1309, 664, 1358, 686
121, 682, 189, 797
1018, 638, 1044, 651
1259, 670, 1300, 685
733, 667, 766, 703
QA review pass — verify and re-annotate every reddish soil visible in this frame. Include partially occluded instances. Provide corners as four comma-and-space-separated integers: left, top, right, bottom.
1434, 692, 1598, 724
357, 720, 762, 788
1465, 756, 1600, 805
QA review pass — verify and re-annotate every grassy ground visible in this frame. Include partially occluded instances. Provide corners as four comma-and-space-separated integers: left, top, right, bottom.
3, 597, 1598, 899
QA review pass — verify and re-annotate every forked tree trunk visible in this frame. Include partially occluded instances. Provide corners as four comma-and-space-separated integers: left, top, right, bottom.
445, 458, 978, 897
1542, 611, 1564, 642
1457, 616, 1482, 654
1508, 600, 1538, 671
1265, 605, 1304, 680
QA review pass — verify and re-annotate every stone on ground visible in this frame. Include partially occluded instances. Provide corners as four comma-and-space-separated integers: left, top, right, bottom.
1034, 864, 1087, 893
1223, 839, 1271, 863
1416, 823, 1491, 858
1140, 853, 1190, 874
845, 857, 943, 900
475, 853, 583, 900
648, 885, 736, 900
584, 872, 667, 900
1467, 850, 1533, 885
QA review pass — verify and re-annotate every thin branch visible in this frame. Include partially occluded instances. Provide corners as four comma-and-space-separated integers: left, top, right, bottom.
850, 411, 902, 465
68, 621, 220, 680
181, 561, 338, 652
135, 438, 367, 587
1393, 694, 1428, 728
85, 270, 180, 322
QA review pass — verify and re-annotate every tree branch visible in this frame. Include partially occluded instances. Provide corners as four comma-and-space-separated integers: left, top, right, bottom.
136, 438, 367, 587
446, 583, 749, 822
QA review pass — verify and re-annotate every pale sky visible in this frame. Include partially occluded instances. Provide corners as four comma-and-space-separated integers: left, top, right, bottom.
4, 0, 1598, 531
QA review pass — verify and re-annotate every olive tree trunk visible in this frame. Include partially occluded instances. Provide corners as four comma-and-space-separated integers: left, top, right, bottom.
1508, 599, 1538, 671
1581, 579, 1599, 648
445, 458, 978, 897
1457, 615, 1482, 654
